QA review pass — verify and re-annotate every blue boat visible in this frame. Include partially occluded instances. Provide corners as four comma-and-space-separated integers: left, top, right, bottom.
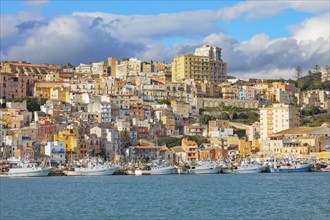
268, 163, 312, 173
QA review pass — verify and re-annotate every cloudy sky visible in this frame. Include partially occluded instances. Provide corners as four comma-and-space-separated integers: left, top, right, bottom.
1, 0, 329, 79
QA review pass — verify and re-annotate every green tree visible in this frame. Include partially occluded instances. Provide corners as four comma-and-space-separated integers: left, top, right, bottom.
158, 137, 182, 148
157, 99, 171, 105
199, 115, 215, 124
185, 135, 209, 147
11, 97, 48, 112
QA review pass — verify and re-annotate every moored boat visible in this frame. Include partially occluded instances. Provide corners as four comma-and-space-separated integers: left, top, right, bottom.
150, 165, 176, 175
0, 158, 52, 177
134, 165, 176, 175
63, 164, 118, 176
222, 163, 264, 174
320, 165, 330, 172
134, 168, 151, 176
268, 163, 312, 173
188, 161, 222, 174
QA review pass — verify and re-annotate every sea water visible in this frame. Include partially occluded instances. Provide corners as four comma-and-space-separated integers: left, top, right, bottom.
1, 172, 329, 220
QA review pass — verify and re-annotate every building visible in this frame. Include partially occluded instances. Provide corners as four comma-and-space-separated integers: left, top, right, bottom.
171, 45, 227, 83
45, 141, 66, 164
259, 103, 300, 140
321, 66, 330, 82
181, 138, 198, 161
194, 45, 222, 61
0, 73, 34, 104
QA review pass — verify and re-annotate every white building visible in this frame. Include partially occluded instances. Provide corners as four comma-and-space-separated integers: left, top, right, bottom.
88, 101, 117, 123
45, 141, 66, 164
259, 103, 300, 140
116, 58, 142, 79
75, 63, 92, 74
208, 128, 234, 138
194, 45, 222, 61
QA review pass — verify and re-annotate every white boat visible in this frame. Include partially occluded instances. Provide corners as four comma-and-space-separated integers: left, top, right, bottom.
150, 165, 176, 175
320, 165, 330, 172
0, 158, 52, 177
63, 164, 118, 176
135, 165, 176, 175
188, 161, 222, 174
222, 163, 264, 174
134, 169, 151, 176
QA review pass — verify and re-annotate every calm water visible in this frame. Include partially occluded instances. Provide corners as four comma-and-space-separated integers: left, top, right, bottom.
1, 173, 329, 220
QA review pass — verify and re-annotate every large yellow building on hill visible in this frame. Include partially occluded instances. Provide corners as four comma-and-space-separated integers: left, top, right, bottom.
171, 45, 227, 83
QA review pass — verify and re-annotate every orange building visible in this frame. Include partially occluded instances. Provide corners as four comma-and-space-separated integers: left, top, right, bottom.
181, 138, 198, 161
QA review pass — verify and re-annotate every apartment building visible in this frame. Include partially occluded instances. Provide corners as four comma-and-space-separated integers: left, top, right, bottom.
0, 73, 34, 104
259, 103, 300, 140
45, 141, 66, 164
171, 45, 227, 83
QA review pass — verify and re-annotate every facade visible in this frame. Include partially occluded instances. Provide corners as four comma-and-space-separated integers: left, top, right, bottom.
321, 66, 330, 82
259, 103, 300, 140
0, 73, 32, 104
45, 141, 66, 164
181, 138, 198, 161
194, 45, 222, 61
172, 46, 227, 83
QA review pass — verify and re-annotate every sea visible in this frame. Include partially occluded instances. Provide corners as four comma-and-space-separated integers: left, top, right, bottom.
1, 172, 329, 220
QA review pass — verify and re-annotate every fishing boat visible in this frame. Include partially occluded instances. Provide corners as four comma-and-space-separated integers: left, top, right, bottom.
63, 163, 118, 176
320, 165, 330, 172
134, 165, 176, 175
268, 162, 312, 173
134, 168, 151, 176
150, 165, 176, 175
63, 156, 118, 176
187, 161, 222, 174
222, 163, 264, 174
0, 158, 52, 177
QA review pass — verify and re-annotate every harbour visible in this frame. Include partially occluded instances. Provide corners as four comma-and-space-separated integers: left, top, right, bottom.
1, 173, 329, 220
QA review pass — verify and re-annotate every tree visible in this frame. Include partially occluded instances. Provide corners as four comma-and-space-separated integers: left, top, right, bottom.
294, 66, 302, 81
313, 64, 320, 74
11, 97, 48, 112
199, 115, 215, 124
157, 99, 171, 105
158, 137, 182, 148
186, 135, 209, 147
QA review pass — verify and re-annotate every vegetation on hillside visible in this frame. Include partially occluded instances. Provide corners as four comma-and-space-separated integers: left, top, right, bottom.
158, 136, 182, 148
157, 135, 209, 148
10, 97, 48, 112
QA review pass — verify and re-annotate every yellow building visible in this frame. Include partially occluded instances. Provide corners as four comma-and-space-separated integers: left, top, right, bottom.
171, 100, 191, 118
225, 136, 254, 156
34, 81, 70, 99
54, 129, 85, 159
50, 87, 71, 102
221, 85, 238, 99
171, 54, 227, 83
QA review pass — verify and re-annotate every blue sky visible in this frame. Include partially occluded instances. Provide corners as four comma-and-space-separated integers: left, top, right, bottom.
1, 0, 329, 78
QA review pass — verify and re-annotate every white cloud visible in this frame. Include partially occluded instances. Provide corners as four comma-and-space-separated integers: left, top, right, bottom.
289, 13, 330, 41
1, 1, 329, 79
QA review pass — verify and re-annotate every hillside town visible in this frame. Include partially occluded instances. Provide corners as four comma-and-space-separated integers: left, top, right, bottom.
0, 45, 329, 169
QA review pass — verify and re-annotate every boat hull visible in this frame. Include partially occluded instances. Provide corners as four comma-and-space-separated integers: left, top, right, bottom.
268, 164, 312, 173
188, 166, 221, 174
150, 166, 176, 175
0, 167, 52, 177
63, 166, 117, 176
134, 170, 151, 176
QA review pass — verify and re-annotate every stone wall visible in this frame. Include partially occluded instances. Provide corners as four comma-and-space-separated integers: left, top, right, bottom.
196, 98, 259, 109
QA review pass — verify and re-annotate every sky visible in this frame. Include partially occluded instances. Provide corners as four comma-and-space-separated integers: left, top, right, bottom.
1, 0, 329, 79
